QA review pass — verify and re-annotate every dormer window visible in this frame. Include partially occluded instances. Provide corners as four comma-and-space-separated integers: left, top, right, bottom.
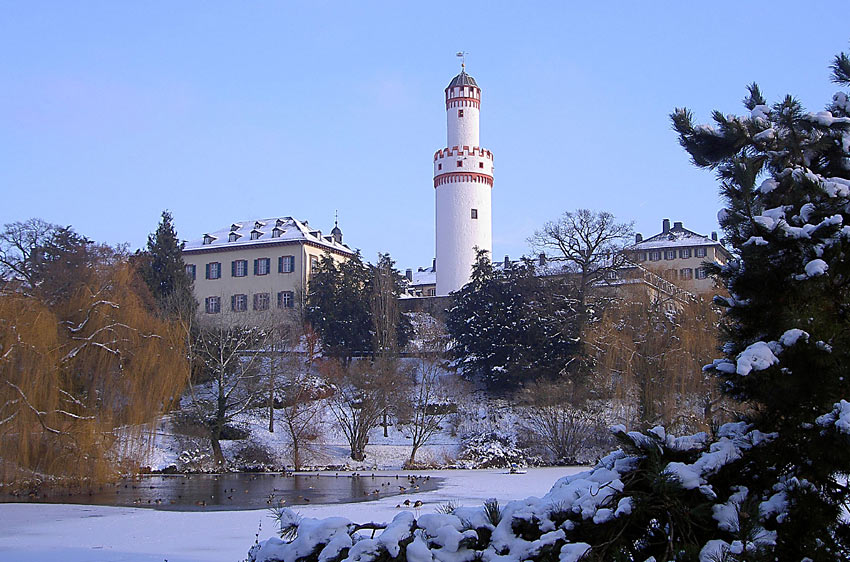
229, 232, 241, 242
202, 234, 215, 245
272, 227, 283, 238
254, 221, 265, 229
275, 219, 286, 228
250, 230, 262, 240
230, 223, 241, 232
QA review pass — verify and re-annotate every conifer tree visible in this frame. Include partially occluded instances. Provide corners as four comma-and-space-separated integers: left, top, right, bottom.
447, 249, 577, 390
142, 210, 195, 318
306, 252, 372, 359
661, 47, 850, 559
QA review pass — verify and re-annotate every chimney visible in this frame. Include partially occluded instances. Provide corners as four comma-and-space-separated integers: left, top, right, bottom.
711, 231, 718, 241
673, 221, 683, 230
635, 233, 643, 243
405, 268, 413, 281
662, 219, 670, 233
432, 258, 436, 272
538, 253, 546, 266
504, 255, 510, 268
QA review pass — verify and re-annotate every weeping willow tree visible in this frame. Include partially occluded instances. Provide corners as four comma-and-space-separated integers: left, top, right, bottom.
0, 262, 186, 486
589, 286, 733, 433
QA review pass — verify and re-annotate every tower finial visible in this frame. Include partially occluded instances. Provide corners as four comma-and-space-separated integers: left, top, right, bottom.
456, 51, 467, 70
334, 209, 338, 227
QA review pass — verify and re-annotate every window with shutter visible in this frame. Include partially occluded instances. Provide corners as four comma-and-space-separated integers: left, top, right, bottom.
278, 291, 294, 308
205, 296, 220, 314
254, 293, 270, 311
279, 255, 294, 273
232, 294, 247, 312
207, 262, 221, 279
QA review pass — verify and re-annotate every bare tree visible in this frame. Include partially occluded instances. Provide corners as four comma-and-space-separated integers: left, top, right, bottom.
278, 371, 325, 470
322, 360, 383, 462
406, 322, 453, 467
266, 315, 326, 470
530, 209, 633, 311
187, 313, 272, 466
266, 311, 301, 433
521, 380, 603, 464
0, 218, 55, 287
406, 372, 449, 468
373, 356, 410, 437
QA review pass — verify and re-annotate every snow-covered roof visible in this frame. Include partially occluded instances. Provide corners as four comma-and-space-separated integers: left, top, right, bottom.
184, 216, 354, 255
630, 221, 725, 251
409, 267, 435, 287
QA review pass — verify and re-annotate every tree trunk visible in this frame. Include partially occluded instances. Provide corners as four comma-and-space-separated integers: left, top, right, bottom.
268, 372, 275, 433
382, 410, 388, 438
210, 431, 225, 467
407, 446, 418, 469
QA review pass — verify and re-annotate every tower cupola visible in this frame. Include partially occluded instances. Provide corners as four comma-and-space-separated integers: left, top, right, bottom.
331, 212, 343, 244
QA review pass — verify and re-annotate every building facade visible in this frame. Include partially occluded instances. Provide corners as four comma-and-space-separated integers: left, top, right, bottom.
183, 216, 353, 321
627, 219, 731, 294
434, 66, 494, 296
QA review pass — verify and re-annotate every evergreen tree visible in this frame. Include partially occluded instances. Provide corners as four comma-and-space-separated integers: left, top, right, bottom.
446, 249, 577, 390
662, 48, 850, 559
306, 252, 372, 359
142, 210, 195, 318
307, 251, 412, 359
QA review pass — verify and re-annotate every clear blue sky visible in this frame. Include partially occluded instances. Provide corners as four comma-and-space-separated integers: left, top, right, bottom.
2, 1, 848, 269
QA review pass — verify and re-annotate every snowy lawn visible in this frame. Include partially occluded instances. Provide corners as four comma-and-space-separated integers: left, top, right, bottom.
0, 467, 582, 562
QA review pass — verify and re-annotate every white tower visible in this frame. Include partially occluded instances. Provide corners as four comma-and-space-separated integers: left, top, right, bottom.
434, 64, 494, 295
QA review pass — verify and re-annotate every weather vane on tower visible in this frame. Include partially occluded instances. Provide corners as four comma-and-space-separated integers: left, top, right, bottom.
456, 51, 468, 70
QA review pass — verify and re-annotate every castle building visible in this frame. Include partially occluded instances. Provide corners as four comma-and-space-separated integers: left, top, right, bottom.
433, 65, 494, 296
626, 219, 731, 294
182, 216, 353, 320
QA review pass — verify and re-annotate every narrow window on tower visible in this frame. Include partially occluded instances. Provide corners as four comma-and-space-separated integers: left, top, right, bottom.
479, 162, 484, 169
471, 209, 478, 219
458, 109, 464, 118
438, 163, 442, 170
457, 160, 462, 167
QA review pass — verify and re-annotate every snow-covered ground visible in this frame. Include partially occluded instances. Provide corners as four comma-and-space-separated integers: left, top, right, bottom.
0, 467, 582, 562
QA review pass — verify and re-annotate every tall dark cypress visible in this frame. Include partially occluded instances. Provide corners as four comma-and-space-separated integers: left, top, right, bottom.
143, 210, 196, 318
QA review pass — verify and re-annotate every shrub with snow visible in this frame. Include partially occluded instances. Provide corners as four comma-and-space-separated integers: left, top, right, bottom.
455, 431, 533, 469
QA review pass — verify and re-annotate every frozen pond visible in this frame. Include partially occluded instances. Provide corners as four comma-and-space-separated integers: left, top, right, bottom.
0, 468, 581, 562
0, 472, 440, 511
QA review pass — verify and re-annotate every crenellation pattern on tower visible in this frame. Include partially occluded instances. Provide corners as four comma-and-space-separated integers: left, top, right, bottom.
434, 68, 494, 296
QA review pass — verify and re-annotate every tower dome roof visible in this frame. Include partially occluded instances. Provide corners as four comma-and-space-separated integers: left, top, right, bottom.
446, 70, 478, 89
